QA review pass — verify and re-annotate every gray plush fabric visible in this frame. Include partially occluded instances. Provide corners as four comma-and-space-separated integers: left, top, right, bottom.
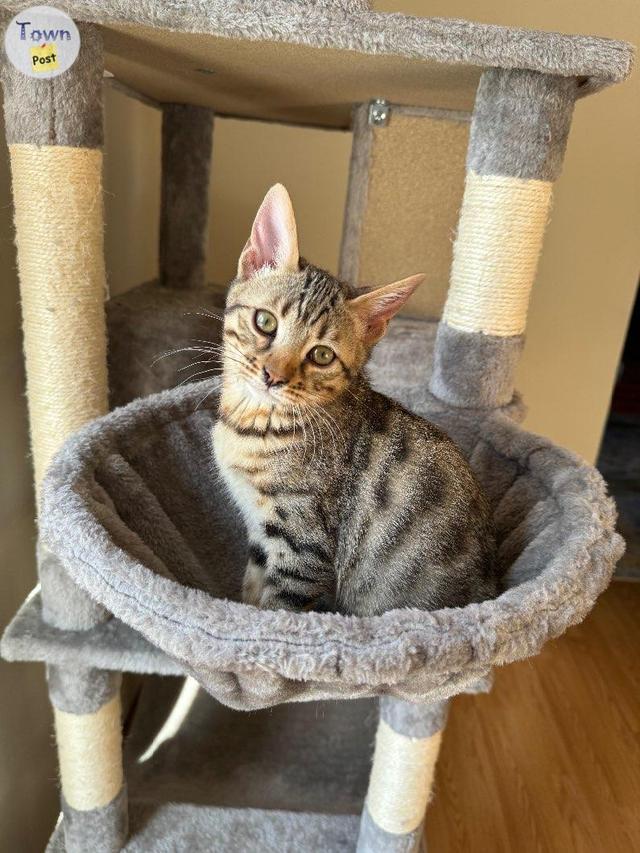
0, 1, 632, 94
430, 69, 577, 411
339, 103, 372, 283
127, 683, 377, 814
39, 543, 109, 630
429, 324, 525, 409
45, 675, 428, 851
357, 808, 422, 853
36, 367, 623, 710
374, 318, 527, 434
44, 682, 371, 852
47, 665, 121, 714
467, 68, 577, 181
106, 280, 226, 408
1, 23, 103, 148
369, 317, 438, 405
52, 789, 128, 853
380, 696, 449, 739
159, 105, 214, 291
1, 591, 182, 674
49, 804, 361, 852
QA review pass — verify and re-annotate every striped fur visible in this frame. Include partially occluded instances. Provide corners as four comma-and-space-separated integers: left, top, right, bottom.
212, 262, 497, 616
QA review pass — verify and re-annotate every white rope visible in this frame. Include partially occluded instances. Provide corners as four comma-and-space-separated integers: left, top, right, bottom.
443, 170, 553, 337
9, 144, 108, 490
54, 695, 123, 811
366, 719, 443, 835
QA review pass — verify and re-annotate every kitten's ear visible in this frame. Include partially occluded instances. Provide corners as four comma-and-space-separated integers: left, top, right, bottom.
349, 274, 425, 345
237, 184, 299, 280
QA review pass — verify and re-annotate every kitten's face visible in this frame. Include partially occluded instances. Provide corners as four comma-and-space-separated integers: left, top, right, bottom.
221, 184, 424, 413
223, 267, 364, 410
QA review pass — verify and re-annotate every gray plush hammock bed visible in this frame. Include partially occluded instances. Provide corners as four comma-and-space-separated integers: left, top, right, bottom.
39, 361, 620, 712
27, 319, 622, 853
0, 1, 631, 851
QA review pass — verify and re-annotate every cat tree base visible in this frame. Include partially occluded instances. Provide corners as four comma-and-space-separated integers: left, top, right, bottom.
45, 684, 429, 852
48, 805, 365, 853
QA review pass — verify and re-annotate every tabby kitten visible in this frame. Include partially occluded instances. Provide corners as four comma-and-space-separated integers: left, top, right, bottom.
213, 184, 497, 616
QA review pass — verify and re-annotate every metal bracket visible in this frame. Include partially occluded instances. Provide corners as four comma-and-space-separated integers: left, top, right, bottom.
368, 98, 390, 127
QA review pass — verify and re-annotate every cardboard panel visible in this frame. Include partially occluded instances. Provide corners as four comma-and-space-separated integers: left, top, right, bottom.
343, 106, 469, 319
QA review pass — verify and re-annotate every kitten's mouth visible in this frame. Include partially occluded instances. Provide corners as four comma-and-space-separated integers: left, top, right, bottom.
242, 376, 283, 406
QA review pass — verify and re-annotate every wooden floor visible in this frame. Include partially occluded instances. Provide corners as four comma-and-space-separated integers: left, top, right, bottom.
425, 582, 640, 853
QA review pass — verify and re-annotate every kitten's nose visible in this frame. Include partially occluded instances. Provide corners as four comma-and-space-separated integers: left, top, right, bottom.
262, 366, 286, 388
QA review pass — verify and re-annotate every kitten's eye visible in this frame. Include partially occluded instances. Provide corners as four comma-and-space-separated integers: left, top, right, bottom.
254, 309, 277, 335
308, 345, 335, 366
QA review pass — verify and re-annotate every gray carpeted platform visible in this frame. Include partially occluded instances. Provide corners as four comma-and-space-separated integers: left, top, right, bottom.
1, 592, 181, 675
48, 803, 362, 852
47, 676, 381, 851
125, 681, 377, 815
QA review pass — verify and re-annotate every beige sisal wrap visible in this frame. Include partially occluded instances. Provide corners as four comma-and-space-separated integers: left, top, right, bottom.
54, 696, 124, 811
443, 170, 553, 337
9, 144, 108, 490
366, 719, 443, 835
9, 143, 118, 816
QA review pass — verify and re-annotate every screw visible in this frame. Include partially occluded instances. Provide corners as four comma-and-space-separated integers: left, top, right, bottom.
368, 98, 390, 127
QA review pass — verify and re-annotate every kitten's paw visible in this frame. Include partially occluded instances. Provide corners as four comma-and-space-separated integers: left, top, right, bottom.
242, 564, 264, 607
258, 590, 331, 613
257, 591, 300, 612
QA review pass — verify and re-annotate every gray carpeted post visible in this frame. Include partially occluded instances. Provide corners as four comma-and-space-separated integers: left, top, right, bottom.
357, 697, 450, 853
1, 24, 127, 851
159, 103, 214, 290
430, 69, 578, 409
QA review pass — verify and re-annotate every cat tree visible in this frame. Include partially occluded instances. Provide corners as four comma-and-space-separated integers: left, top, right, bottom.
0, 2, 633, 852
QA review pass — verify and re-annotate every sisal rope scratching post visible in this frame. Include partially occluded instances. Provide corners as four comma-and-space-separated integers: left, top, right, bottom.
2, 25, 126, 852
9, 145, 108, 488
54, 697, 124, 811
430, 68, 578, 409
357, 698, 449, 853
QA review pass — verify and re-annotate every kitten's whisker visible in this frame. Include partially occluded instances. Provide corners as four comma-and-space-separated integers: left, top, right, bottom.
224, 394, 249, 422
191, 336, 249, 363
194, 339, 254, 372
185, 308, 225, 323
222, 354, 249, 369
310, 406, 332, 458
194, 381, 221, 410
289, 404, 297, 444
178, 357, 222, 372
297, 403, 310, 463
345, 386, 376, 417
312, 406, 342, 453
297, 390, 347, 451
180, 351, 247, 373
176, 367, 226, 388
306, 406, 322, 465
188, 340, 244, 361
151, 345, 217, 366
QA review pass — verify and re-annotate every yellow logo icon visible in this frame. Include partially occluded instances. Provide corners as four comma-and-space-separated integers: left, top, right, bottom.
30, 43, 58, 72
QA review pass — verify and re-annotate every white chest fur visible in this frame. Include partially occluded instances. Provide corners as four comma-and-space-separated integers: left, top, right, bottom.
213, 421, 266, 540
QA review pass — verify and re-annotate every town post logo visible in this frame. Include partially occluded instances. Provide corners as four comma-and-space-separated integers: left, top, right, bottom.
4, 6, 80, 79
30, 43, 60, 72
